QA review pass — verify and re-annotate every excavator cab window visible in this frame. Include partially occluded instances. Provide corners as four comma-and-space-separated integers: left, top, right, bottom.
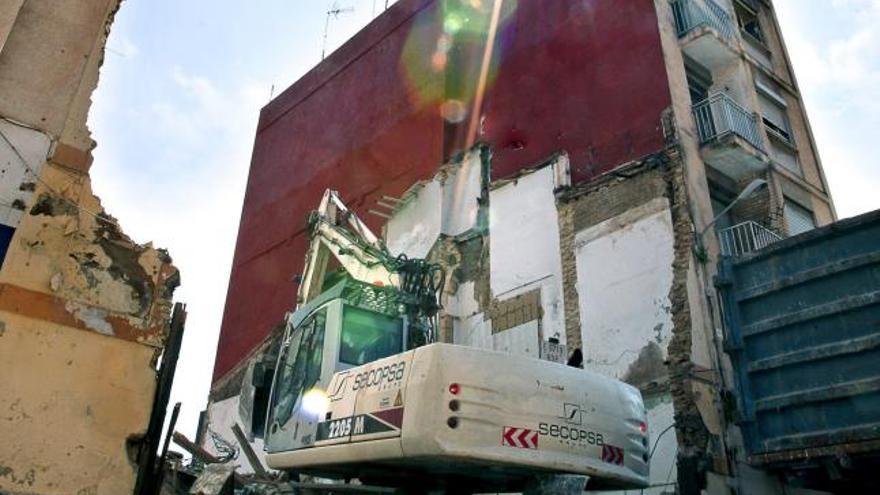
269, 309, 326, 428
338, 305, 403, 367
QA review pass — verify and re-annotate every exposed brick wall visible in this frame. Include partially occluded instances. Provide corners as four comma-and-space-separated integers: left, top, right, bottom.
570, 170, 669, 233
729, 170, 784, 235
486, 288, 542, 334
428, 232, 491, 344
557, 205, 581, 350
663, 147, 714, 492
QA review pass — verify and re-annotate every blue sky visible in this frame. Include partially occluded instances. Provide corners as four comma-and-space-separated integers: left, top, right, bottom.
88, 0, 880, 438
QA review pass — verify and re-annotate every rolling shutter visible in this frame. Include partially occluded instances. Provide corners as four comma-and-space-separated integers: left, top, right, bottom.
784, 201, 816, 236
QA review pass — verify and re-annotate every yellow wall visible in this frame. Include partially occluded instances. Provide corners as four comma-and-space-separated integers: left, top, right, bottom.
0, 312, 156, 494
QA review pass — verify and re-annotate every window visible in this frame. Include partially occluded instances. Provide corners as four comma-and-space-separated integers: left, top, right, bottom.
784, 199, 816, 236
269, 309, 326, 427
734, 1, 764, 44
685, 57, 713, 104
339, 306, 403, 366
756, 80, 793, 144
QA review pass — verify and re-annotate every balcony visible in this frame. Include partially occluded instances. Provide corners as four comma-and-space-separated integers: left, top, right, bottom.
671, 0, 739, 70
693, 93, 768, 180
717, 221, 782, 257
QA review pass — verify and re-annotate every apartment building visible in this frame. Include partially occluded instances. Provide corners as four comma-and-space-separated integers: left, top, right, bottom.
664, 0, 833, 254
207, 1, 836, 492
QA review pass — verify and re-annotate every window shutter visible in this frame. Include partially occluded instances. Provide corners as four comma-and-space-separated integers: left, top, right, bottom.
784, 201, 816, 236
757, 92, 787, 130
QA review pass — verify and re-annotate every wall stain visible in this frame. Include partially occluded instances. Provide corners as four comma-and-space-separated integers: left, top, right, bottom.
28, 193, 78, 217
622, 342, 667, 387
0, 465, 37, 486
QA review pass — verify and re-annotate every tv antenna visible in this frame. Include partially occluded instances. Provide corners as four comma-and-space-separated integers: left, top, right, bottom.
322, 2, 354, 60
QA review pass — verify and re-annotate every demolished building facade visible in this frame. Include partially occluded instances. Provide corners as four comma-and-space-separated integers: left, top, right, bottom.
208, 0, 834, 493
0, 1, 179, 494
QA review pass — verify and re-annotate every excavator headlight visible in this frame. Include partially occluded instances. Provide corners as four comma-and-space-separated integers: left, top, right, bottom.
302, 388, 330, 417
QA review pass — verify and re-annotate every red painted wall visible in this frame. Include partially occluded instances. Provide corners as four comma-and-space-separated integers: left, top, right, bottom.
213, 0, 671, 384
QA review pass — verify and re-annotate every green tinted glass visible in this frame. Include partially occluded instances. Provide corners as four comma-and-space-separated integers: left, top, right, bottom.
339, 306, 403, 366
270, 310, 326, 428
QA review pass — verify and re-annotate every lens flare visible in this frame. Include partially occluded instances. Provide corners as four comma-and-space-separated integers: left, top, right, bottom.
301, 388, 330, 417
431, 51, 448, 72
443, 13, 465, 34
440, 99, 467, 123
399, 0, 517, 110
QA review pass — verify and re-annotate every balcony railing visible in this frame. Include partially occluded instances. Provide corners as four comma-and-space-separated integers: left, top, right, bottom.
718, 221, 782, 257
693, 93, 765, 152
671, 0, 736, 42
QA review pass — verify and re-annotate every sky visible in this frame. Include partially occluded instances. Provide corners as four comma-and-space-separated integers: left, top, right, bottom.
88, 0, 880, 439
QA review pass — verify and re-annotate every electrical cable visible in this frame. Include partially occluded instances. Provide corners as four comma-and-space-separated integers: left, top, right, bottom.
650, 423, 677, 460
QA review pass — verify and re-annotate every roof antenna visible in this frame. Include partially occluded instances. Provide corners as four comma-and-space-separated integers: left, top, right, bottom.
322, 1, 354, 60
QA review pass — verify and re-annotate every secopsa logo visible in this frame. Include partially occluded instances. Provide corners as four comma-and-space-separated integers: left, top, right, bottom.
538, 402, 605, 446
352, 361, 405, 390
538, 422, 605, 446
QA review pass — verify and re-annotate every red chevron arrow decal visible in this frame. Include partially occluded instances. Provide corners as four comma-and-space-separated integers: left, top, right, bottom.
502, 426, 538, 449
517, 428, 530, 447
502, 427, 518, 446
601, 444, 624, 465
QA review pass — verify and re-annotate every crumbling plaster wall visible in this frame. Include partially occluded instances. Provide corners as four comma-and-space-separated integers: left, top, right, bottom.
427, 153, 568, 361
387, 149, 569, 360
385, 149, 484, 259
0, 1, 179, 494
487, 164, 566, 349
573, 197, 674, 382
558, 163, 678, 494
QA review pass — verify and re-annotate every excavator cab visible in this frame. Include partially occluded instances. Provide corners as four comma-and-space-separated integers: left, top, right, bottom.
264, 279, 407, 454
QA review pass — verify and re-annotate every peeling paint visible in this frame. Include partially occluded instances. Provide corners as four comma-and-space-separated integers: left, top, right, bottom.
0, 465, 36, 487
65, 302, 114, 336
29, 192, 79, 217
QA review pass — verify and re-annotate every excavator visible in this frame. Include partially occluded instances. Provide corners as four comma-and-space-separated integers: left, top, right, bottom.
261, 189, 651, 493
